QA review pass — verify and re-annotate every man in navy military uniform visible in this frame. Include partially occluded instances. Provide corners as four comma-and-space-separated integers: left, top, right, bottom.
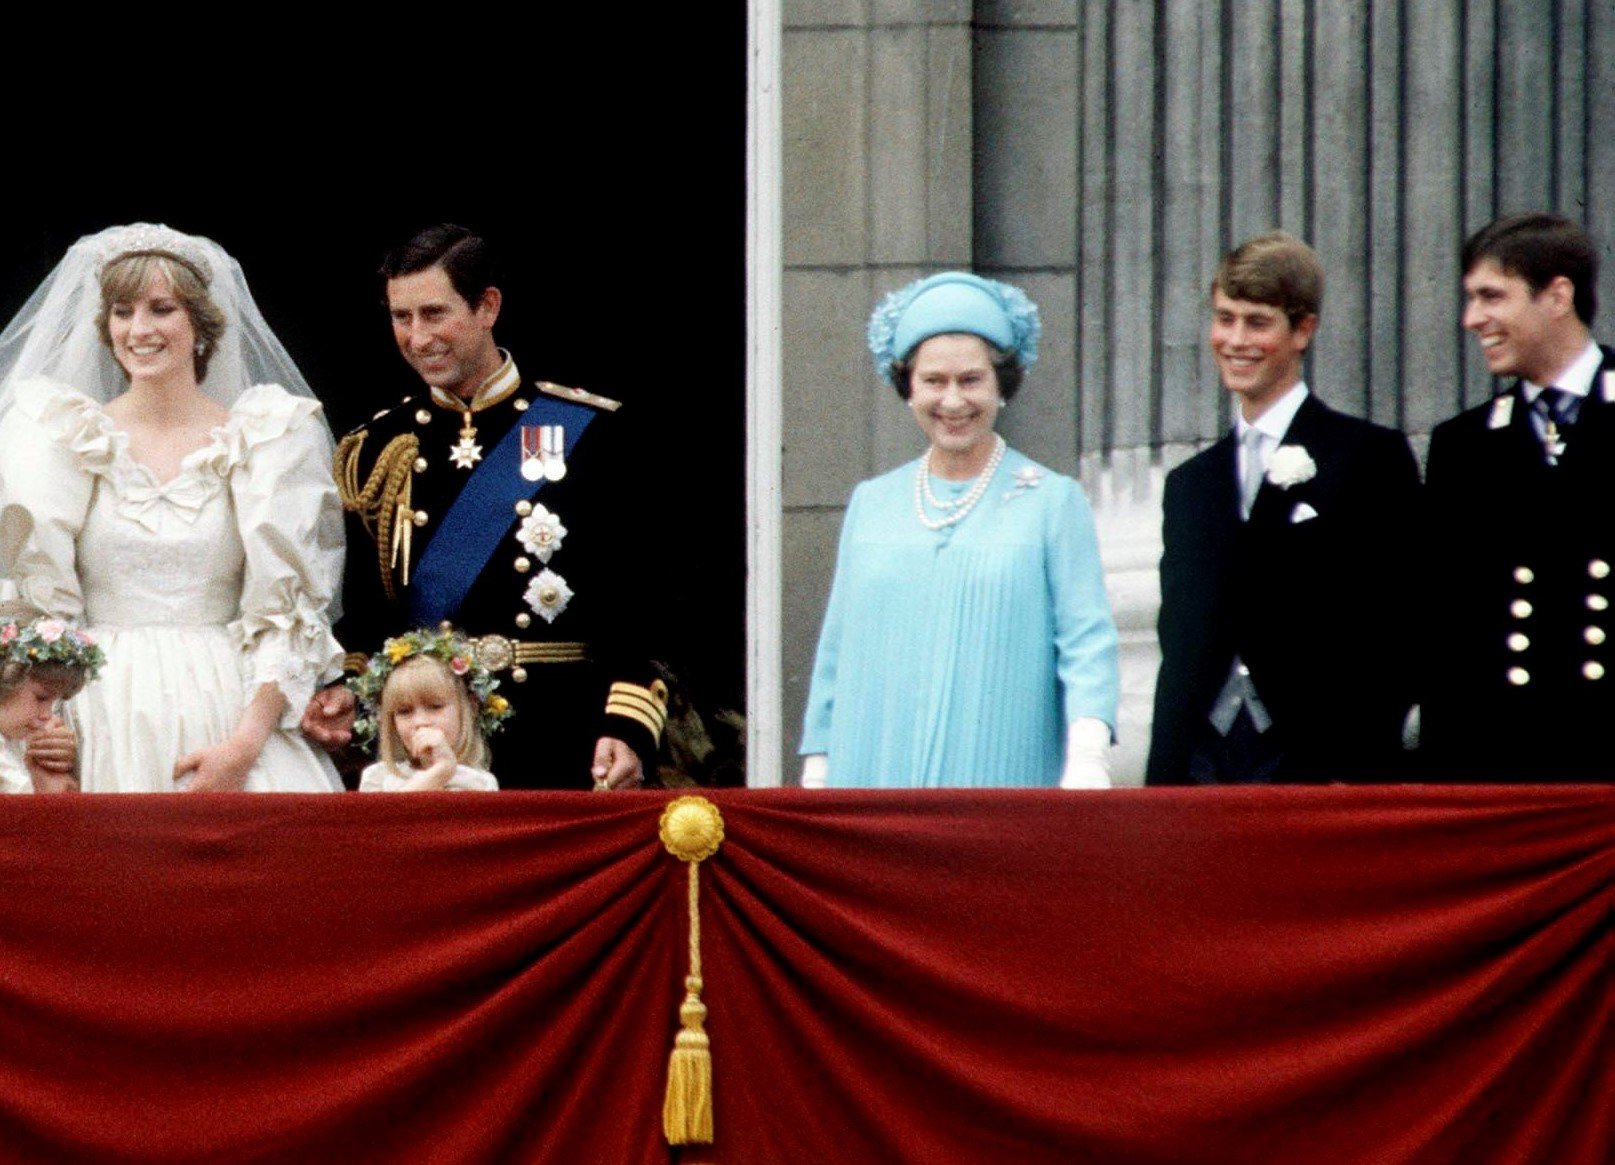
302, 225, 665, 789
1422, 213, 1615, 781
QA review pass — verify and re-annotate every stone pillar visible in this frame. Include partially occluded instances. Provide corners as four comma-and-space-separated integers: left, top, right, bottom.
781, 1, 974, 780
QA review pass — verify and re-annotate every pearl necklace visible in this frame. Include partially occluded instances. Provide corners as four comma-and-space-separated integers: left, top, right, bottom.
914, 435, 1006, 530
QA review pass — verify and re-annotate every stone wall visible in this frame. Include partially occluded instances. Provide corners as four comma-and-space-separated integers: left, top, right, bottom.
777, 0, 1615, 784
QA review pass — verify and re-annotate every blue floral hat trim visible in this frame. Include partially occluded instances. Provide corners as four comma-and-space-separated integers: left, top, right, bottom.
866, 271, 1041, 381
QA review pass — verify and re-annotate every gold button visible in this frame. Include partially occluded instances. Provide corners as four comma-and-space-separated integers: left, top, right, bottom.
1585, 661, 1606, 681
514, 613, 532, 629
1592, 560, 1611, 580
515, 500, 533, 517
539, 587, 560, 605
514, 556, 532, 573
511, 666, 528, 683
411, 510, 428, 527
1507, 667, 1530, 686
415, 409, 432, 425
1510, 599, 1532, 619
1589, 595, 1610, 612
513, 398, 529, 411
1513, 567, 1534, 584
1507, 633, 1529, 652
413, 456, 428, 473
1587, 626, 1606, 646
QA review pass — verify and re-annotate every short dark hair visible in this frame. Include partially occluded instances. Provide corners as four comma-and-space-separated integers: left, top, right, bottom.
1211, 231, 1324, 326
1462, 212, 1598, 326
888, 341, 1025, 402
379, 224, 498, 308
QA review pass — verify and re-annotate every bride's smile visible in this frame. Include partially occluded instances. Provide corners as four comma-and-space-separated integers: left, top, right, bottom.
107, 276, 197, 387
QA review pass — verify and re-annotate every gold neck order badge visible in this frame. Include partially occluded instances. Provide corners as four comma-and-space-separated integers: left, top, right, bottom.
431, 353, 522, 471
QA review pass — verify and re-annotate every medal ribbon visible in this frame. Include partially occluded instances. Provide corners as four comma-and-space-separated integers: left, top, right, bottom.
409, 395, 598, 626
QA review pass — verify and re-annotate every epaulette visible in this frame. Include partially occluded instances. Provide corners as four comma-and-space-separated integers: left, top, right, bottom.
536, 380, 622, 413
333, 396, 424, 447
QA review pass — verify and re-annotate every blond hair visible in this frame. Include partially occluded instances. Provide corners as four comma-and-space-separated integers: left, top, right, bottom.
376, 655, 491, 776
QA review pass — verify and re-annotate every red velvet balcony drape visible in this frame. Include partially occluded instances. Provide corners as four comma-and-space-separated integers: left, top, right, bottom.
0, 787, 1607, 1164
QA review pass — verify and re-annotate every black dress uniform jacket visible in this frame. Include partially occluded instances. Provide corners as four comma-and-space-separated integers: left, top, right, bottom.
1146, 393, 1422, 784
334, 357, 665, 788
1421, 346, 1615, 781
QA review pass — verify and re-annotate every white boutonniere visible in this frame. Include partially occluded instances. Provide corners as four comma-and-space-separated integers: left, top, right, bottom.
1265, 444, 1316, 489
1005, 465, 1044, 499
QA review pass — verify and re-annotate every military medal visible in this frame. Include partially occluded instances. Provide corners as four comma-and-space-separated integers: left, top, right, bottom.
542, 424, 567, 482
1543, 420, 1566, 465
524, 568, 573, 624
520, 426, 544, 481
449, 409, 483, 469
516, 502, 567, 563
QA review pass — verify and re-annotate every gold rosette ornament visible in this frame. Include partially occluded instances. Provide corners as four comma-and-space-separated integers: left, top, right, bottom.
659, 795, 725, 1146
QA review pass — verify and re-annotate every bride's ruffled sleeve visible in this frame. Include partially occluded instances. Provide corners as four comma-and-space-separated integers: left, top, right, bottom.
223, 384, 346, 724
0, 379, 104, 617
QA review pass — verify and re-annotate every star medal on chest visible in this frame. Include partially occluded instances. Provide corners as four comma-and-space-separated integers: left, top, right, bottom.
449, 408, 483, 470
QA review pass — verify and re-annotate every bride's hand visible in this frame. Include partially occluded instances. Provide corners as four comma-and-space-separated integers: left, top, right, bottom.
174, 737, 256, 793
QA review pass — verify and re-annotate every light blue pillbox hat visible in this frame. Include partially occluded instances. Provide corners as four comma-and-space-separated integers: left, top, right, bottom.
866, 271, 1041, 381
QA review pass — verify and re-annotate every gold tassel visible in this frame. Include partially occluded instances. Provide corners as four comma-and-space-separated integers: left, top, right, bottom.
659, 796, 725, 1146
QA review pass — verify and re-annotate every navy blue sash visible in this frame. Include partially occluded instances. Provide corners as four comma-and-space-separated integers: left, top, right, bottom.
409, 396, 597, 626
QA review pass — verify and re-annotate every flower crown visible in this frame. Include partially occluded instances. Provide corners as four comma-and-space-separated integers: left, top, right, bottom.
0, 617, 106, 681
347, 627, 514, 752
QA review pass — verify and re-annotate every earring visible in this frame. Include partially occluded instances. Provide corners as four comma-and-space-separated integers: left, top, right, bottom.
195, 341, 205, 355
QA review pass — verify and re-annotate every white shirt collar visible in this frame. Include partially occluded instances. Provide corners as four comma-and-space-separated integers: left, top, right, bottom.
1235, 381, 1309, 443
1524, 341, 1602, 401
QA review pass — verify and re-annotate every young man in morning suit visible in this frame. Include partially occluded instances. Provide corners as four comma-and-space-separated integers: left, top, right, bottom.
301, 225, 667, 789
1146, 232, 1421, 784
1421, 213, 1615, 781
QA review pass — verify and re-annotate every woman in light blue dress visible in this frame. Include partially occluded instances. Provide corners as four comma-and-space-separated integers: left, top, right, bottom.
799, 273, 1119, 788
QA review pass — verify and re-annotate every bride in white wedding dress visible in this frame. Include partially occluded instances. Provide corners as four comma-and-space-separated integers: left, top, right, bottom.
0, 224, 344, 792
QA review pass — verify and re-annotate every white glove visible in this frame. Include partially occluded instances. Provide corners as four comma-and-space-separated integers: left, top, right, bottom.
1059, 718, 1112, 789
800, 753, 829, 789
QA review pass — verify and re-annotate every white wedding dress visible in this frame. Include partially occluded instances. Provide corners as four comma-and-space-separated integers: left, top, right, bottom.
0, 378, 345, 792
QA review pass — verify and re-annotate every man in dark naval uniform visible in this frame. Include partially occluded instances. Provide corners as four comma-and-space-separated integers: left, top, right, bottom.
1422, 212, 1615, 781
302, 224, 666, 789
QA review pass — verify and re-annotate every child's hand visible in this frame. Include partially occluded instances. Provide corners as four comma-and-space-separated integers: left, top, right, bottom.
405, 727, 456, 790
408, 725, 450, 760
26, 719, 79, 794
25, 718, 76, 777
